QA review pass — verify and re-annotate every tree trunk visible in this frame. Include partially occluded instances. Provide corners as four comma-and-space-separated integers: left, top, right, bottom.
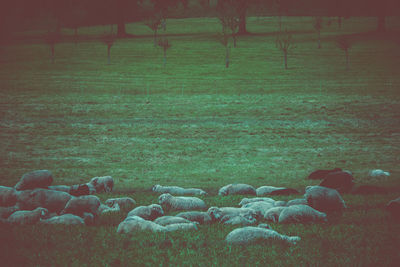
237, 11, 248, 35
284, 51, 287, 70
107, 45, 111, 65
225, 47, 230, 68
377, 16, 386, 32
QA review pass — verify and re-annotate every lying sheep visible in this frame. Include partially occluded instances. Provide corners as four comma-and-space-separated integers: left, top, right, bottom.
286, 198, 308, 206
15, 170, 53, 191
239, 197, 276, 206
117, 216, 167, 233
61, 195, 101, 217
152, 185, 207, 196
225, 225, 301, 245
88, 176, 114, 193
159, 193, 207, 211
69, 184, 91, 197
0, 206, 19, 219
47, 185, 71, 193
0, 186, 17, 207
176, 211, 213, 224
105, 197, 136, 210
386, 197, 400, 220
304, 186, 346, 213
8, 207, 48, 225
278, 205, 327, 224
242, 201, 275, 218
17, 188, 72, 213
264, 207, 287, 223
207, 207, 257, 222
127, 204, 164, 221
219, 184, 256, 196
99, 203, 120, 214
319, 171, 354, 193
368, 169, 390, 179
256, 186, 286, 196
154, 216, 192, 226
220, 214, 256, 225
269, 188, 299, 196
41, 214, 85, 225
307, 168, 342, 180
165, 222, 198, 232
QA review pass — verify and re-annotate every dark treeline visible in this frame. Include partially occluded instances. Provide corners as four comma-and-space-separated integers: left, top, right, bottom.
0, 0, 398, 37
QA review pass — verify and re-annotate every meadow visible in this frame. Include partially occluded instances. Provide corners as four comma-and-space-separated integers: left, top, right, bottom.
0, 16, 400, 266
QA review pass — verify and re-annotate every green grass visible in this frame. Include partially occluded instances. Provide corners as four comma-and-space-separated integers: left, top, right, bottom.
0, 16, 400, 266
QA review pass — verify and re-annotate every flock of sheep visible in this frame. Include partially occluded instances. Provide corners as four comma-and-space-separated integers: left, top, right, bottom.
0, 168, 399, 246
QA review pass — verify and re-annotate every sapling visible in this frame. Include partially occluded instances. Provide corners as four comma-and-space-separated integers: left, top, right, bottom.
313, 16, 323, 49
336, 36, 352, 71
275, 30, 295, 70
145, 14, 163, 47
158, 37, 171, 67
102, 31, 116, 65
44, 31, 60, 64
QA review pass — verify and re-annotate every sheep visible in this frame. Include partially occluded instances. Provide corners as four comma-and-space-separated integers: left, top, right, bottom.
225, 225, 301, 245
256, 186, 285, 196
158, 193, 207, 211
386, 197, 400, 220
117, 216, 167, 233
41, 214, 85, 225
61, 195, 101, 217
154, 216, 192, 226
88, 176, 114, 193
14, 170, 53, 191
368, 169, 390, 179
165, 222, 199, 232
127, 204, 164, 221
7, 207, 48, 225
0, 206, 19, 219
278, 204, 327, 224
219, 184, 256, 196
105, 197, 136, 210
175, 211, 213, 224
207, 207, 258, 222
274, 201, 287, 207
264, 207, 287, 223
307, 168, 342, 180
304, 186, 346, 213
16, 188, 72, 214
220, 214, 257, 225
47, 185, 71, 193
0, 186, 18, 207
286, 198, 308, 206
238, 197, 276, 206
152, 184, 207, 196
269, 188, 299, 196
242, 201, 275, 218
69, 184, 91, 197
319, 171, 354, 193
99, 203, 120, 214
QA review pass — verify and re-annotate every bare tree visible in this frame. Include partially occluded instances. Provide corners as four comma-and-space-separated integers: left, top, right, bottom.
219, 31, 231, 68
275, 30, 295, 70
145, 14, 163, 47
102, 27, 116, 65
313, 16, 323, 49
44, 31, 61, 64
217, 1, 240, 47
336, 36, 352, 71
158, 37, 171, 67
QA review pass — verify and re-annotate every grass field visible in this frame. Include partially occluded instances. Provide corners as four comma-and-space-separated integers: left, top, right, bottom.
1, 16, 400, 266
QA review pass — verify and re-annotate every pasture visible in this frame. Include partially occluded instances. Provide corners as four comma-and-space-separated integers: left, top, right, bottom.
0, 16, 400, 266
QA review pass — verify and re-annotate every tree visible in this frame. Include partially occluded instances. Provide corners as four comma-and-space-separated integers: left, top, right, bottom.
313, 16, 323, 49
219, 31, 231, 68
44, 31, 61, 64
217, 1, 240, 47
336, 36, 352, 71
273, 0, 290, 31
275, 30, 295, 70
144, 14, 163, 47
217, 0, 258, 35
158, 37, 171, 67
101, 27, 116, 65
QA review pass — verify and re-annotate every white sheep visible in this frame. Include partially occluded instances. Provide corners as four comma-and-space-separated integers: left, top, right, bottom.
0, 186, 18, 207
286, 198, 308, 206
0, 206, 19, 219
165, 222, 199, 232
99, 203, 120, 214
368, 169, 390, 179
16, 188, 72, 214
152, 185, 207, 196
264, 207, 287, 223
47, 185, 71, 193
207, 207, 257, 222
154, 216, 192, 226
105, 197, 136, 210
41, 214, 85, 225
88, 176, 114, 193
117, 216, 167, 233
8, 207, 48, 225
220, 214, 257, 225
242, 201, 275, 218
14, 170, 53, 191
127, 204, 164, 221
256, 186, 286, 196
176, 211, 213, 224
61, 195, 101, 217
304, 186, 346, 213
278, 204, 327, 224
226, 225, 301, 245
158, 193, 207, 211
238, 197, 276, 206
218, 184, 256, 196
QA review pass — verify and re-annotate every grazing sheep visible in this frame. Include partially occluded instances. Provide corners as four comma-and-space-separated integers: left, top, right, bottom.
47, 185, 71, 193
207, 207, 257, 222
0, 206, 19, 219
304, 186, 346, 213
256, 186, 286, 196
219, 184, 256, 196
117, 216, 167, 233
286, 198, 308, 206
352, 185, 388, 195
127, 204, 164, 221
105, 197, 136, 210
368, 169, 390, 179
152, 185, 207, 196
242, 201, 275, 218
8, 207, 48, 225
41, 214, 85, 225
99, 203, 120, 214
88, 176, 114, 193
319, 171, 354, 193
239, 197, 276, 206
278, 205, 327, 224
269, 188, 299, 196
0, 186, 18, 207
159, 193, 207, 211
15, 170, 53, 191
69, 184, 91, 197
61, 195, 101, 217
16, 188, 72, 213
176, 211, 213, 224
386, 197, 400, 220
154, 216, 192, 226
165, 222, 199, 232
226, 225, 301, 245
264, 207, 287, 223
220, 214, 257, 225
307, 168, 342, 180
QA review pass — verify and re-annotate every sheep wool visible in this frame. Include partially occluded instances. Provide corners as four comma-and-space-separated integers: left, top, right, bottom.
226, 226, 301, 245
158, 193, 207, 211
